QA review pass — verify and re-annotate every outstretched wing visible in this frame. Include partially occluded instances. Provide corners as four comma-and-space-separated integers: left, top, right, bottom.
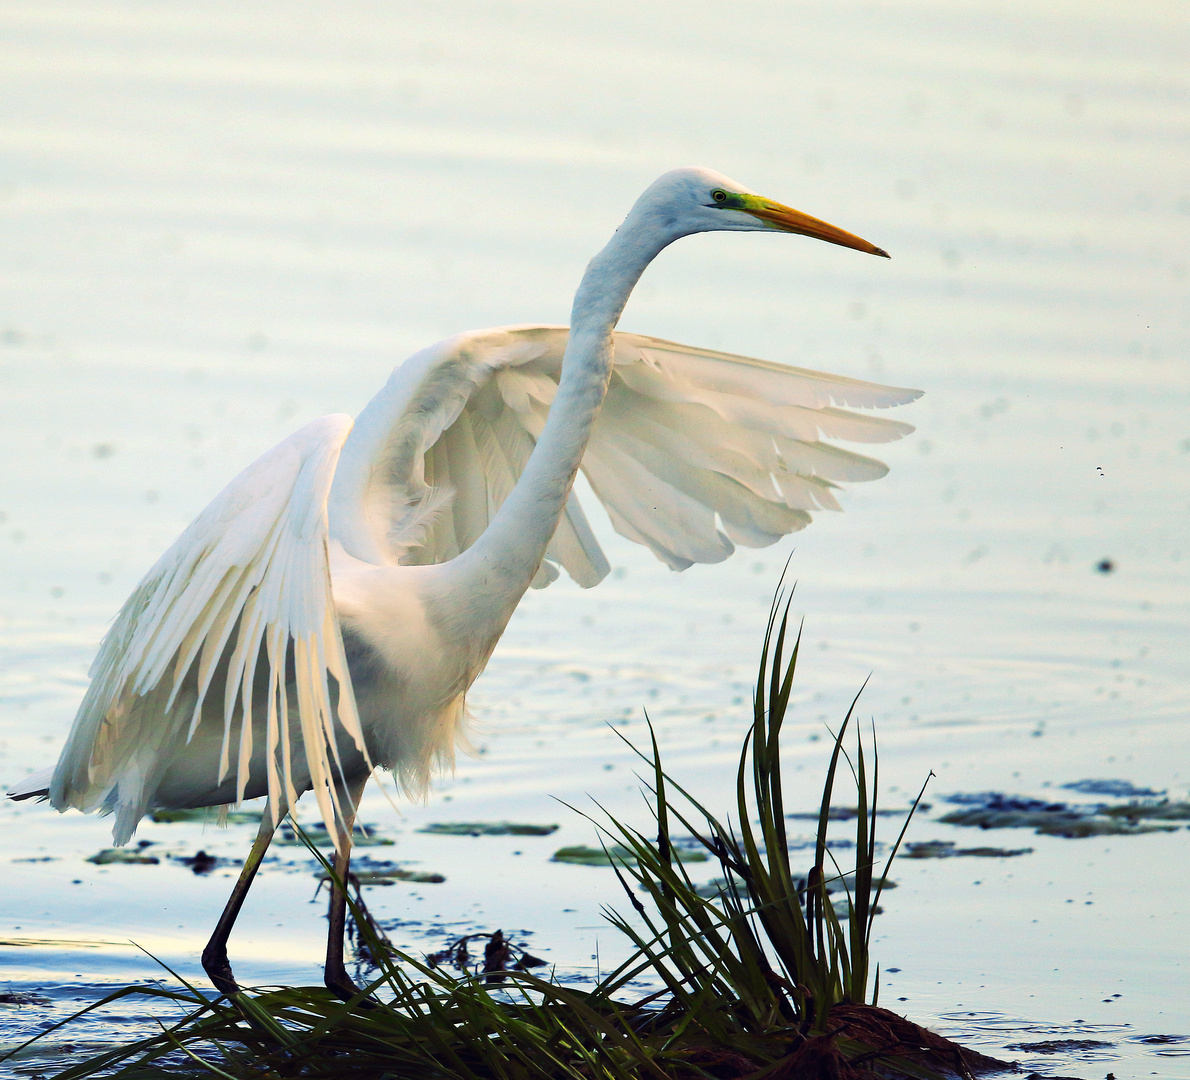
49, 414, 367, 846
329, 325, 920, 582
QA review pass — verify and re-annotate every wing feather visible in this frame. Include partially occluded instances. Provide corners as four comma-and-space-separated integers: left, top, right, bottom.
440, 412, 490, 554
328, 325, 920, 588
49, 414, 366, 848
583, 434, 734, 568
616, 333, 921, 410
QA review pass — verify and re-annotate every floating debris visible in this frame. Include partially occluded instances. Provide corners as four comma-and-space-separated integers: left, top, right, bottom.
1099, 801, 1190, 822
1062, 779, 1163, 798
275, 822, 394, 847
903, 840, 1034, 859
834, 899, 882, 917
86, 848, 160, 865
787, 872, 897, 893
939, 791, 1187, 837
1006, 1038, 1115, 1053
694, 875, 890, 914
317, 865, 445, 887
427, 930, 546, 982
418, 821, 560, 837
832, 873, 895, 892
786, 805, 927, 821
551, 844, 707, 867
694, 876, 746, 899
945, 793, 1063, 814
552, 844, 637, 866
173, 850, 221, 875
1041, 818, 1180, 838
0, 991, 50, 1006
149, 808, 262, 825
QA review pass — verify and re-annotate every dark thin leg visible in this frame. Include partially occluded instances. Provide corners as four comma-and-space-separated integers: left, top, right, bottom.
324, 774, 369, 1001
201, 801, 284, 996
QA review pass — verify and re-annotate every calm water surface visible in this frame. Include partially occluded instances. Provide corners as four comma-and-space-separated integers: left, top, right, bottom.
1, 2, 1187, 1076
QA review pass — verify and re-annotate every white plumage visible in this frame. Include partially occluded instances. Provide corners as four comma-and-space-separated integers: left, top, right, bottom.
9, 167, 919, 998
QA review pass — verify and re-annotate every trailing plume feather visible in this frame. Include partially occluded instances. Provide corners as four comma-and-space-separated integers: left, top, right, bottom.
47, 415, 369, 851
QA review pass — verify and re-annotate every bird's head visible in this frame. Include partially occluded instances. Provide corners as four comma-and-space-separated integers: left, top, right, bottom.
630, 166, 889, 258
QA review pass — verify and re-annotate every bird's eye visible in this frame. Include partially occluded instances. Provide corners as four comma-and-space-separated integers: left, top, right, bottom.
711, 189, 728, 203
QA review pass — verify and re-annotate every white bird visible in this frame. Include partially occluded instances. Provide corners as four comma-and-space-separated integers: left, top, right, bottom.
8, 167, 919, 999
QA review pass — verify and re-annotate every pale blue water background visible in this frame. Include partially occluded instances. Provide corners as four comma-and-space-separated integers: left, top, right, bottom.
1, 2, 1187, 1075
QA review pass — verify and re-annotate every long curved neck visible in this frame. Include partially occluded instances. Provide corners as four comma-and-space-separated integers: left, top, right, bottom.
434, 216, 669, 635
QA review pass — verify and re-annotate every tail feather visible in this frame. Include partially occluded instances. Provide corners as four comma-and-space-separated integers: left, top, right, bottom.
8, 766, 54, 802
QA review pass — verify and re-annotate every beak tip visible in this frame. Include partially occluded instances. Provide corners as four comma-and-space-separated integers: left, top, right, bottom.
873, 246, 891, 259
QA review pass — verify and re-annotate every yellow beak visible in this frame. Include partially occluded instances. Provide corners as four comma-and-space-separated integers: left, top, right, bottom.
743, 197, 889, 258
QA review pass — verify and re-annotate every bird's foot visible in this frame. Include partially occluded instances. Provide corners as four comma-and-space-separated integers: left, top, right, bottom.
324, 967, 377, 1008
201, 946, 241, 997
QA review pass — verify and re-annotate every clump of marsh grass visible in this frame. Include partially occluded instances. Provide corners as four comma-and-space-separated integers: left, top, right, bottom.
3, 592, 1006, 1079
589, 598, 925, 1039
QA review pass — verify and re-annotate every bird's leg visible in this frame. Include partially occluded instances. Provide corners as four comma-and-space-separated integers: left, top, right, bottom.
201, 801, 284, 996
324, 773, 370, 1002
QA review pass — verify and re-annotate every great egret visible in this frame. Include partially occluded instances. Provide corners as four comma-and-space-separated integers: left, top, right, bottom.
9, 167, 919, 999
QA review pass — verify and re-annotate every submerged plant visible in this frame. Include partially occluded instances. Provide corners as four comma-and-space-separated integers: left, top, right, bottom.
4, 592, 1002, 1080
